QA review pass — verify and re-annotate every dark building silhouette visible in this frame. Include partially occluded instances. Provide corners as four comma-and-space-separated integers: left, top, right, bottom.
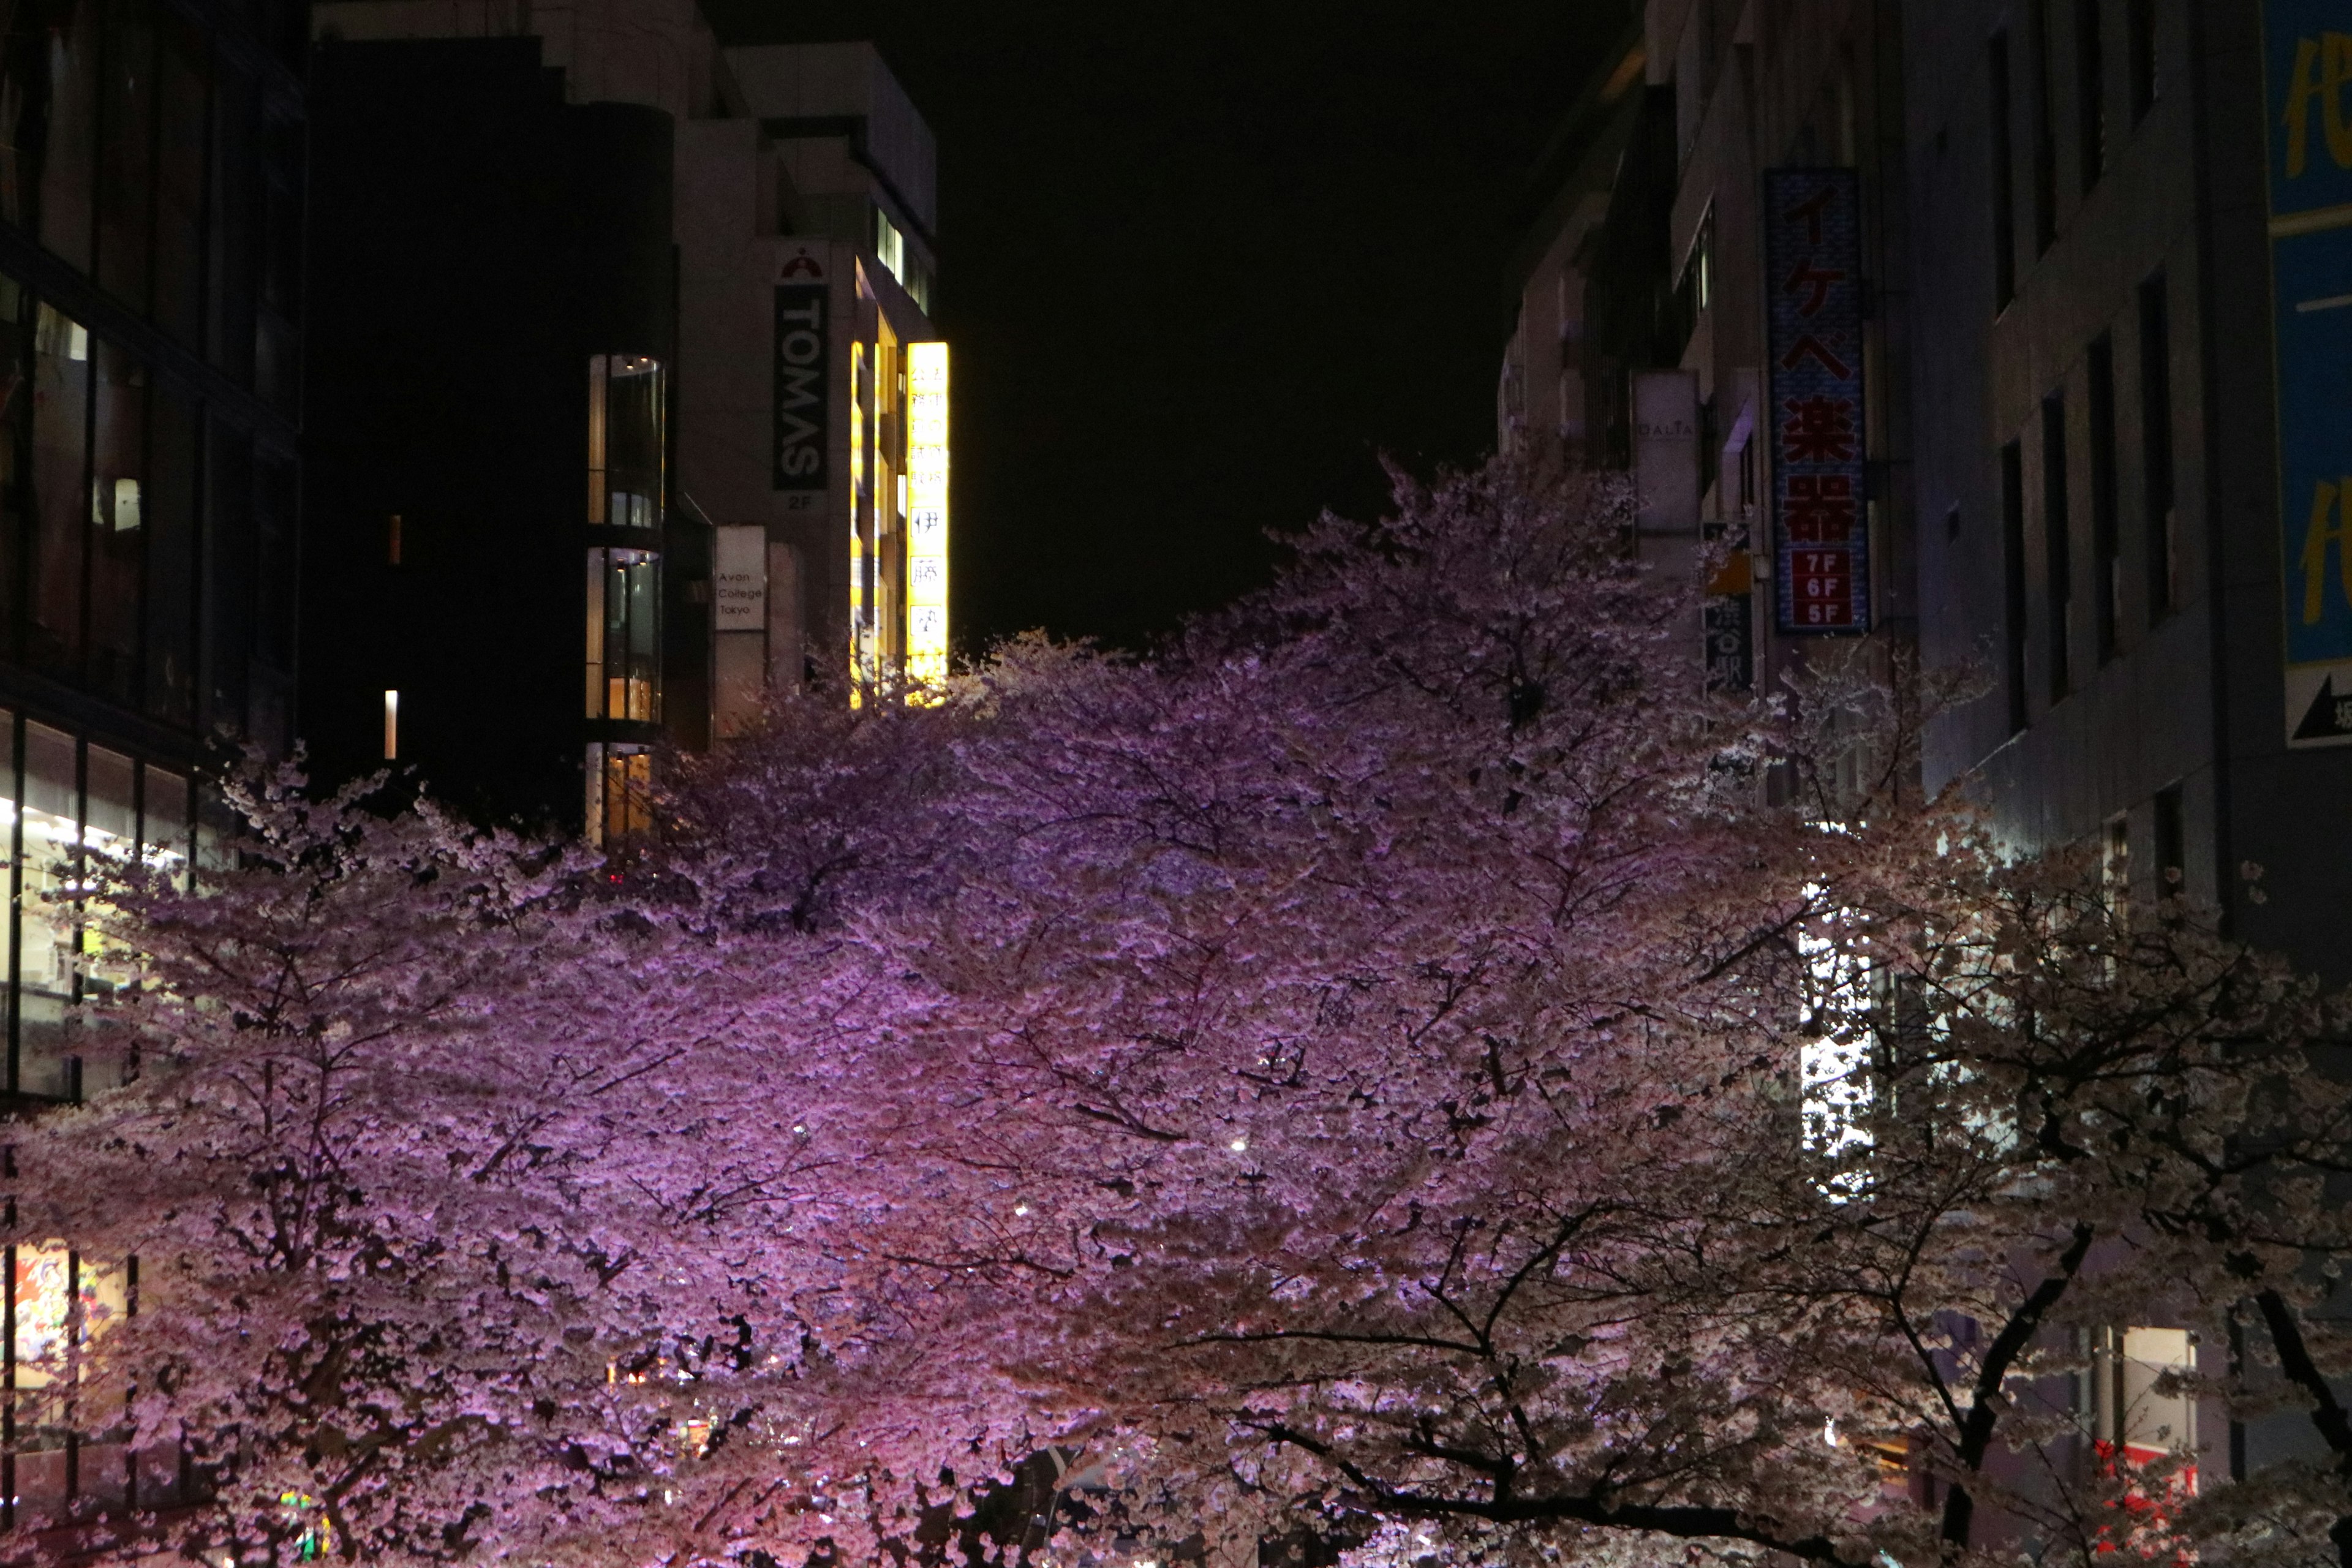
301, 34, 681, 834
299, 4, 948, 838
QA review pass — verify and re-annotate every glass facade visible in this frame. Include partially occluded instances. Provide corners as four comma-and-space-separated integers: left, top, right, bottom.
585, 356, 663, 842
587, 354, 663, 530
0, 0, 297, 1528
585, 549, 659, 722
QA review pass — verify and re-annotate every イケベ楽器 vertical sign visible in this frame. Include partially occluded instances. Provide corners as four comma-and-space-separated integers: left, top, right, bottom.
1763, 168, 1869, 635
773, 246, 830, 491
2263, 5, 2352, 745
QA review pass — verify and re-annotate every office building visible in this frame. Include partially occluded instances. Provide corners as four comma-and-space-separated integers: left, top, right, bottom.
0, 0, 311, 1529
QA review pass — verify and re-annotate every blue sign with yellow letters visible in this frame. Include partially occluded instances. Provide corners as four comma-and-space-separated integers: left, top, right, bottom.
2265, 1, 2352, 744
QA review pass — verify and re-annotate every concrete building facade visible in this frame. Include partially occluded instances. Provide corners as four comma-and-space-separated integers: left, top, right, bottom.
676, 41, 944, 733
1502, 0, 2349, 1519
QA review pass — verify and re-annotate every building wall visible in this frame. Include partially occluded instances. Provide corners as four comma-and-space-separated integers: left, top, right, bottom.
1901, 0, 2348, 992
676, 42, 943, 728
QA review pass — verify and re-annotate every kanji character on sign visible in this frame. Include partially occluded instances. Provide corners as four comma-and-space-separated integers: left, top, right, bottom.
1785, 473, 1858, 541
1779, 334, 1855, 379
1782, 396, 1859, 464
1784, 260, 1848, 317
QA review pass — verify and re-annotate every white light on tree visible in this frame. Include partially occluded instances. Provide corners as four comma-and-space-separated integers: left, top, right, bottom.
907, 341, 950, 693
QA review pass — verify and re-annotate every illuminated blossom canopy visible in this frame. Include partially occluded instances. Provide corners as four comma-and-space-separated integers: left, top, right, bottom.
17, 461, 2352, 1568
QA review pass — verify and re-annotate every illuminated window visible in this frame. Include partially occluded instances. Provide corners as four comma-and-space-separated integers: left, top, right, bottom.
584, 743, 651, 848
874, 206, 905, 285
21, 723, 77, 1101
2081, 1326, 2196, 1469
10, 1244, 131, 1521
586, 354, 663, 529
584, 550, 658, 722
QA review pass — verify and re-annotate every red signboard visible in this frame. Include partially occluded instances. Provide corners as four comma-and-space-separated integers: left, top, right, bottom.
1765, 168, 1870, 634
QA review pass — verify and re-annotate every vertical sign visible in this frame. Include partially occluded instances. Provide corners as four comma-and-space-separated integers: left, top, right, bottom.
906, 341, 951, 690
1705, 524, 1755, 691
1764, 168, 1869, 634
773, 246, 831, 491
2263, 6, 2352, 745
713, 526, 766, 631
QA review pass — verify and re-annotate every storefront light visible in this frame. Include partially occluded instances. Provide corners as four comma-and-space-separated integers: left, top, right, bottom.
906, 342, 950, 695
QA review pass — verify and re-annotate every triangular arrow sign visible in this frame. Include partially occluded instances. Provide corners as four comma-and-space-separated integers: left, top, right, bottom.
2294, 674, 2352, 741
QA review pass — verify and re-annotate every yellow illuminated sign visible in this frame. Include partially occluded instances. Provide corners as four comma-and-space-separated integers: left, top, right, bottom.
907, 341, 950, 692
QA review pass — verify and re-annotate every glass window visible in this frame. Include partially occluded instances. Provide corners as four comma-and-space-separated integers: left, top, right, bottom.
30, 303, 87, 679
0, 279, 28, 662
254, 450, 293, 673
20, 722, 75, 1099
36, 0, 97, 270
254, 110, 300, 410
584, 742, 649, 848
143, 383, 194, 723
587, 354, 662, 528
96, 0, 157, 309
193, 782, 233, 882
873, 206, 903, 284
137, 763, 185, 889
90, 336, 143, 704
151, 12, 207, 344
203, 421, 252, 731
586, 548, 658, 722
81, 744, 132, 1000
206, 66, 256, 387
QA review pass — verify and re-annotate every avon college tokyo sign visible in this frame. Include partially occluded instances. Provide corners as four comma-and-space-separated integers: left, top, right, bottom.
2263, 2, 2352, 745
1763, 168, 1869, 635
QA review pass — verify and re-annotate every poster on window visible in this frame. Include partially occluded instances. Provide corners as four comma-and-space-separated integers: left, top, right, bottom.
1764, 167, 1869, 635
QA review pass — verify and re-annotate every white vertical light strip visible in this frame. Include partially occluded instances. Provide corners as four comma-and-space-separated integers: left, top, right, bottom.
382, 690, 399, 761
906, 341, 950, 694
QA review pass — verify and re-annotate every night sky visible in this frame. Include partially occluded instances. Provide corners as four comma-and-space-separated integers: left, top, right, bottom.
704, 0, 1635, 652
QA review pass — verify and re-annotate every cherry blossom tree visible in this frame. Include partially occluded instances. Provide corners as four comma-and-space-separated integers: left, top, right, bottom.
20, 458, 2352, 1568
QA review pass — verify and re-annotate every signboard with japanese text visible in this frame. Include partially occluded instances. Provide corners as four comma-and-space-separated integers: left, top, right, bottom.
1763, 168, 1869, 635
906, 342, 951, 690
1705, 523, 1755, 691
772, 244, 831, 492
2261, 2, 2352, 745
